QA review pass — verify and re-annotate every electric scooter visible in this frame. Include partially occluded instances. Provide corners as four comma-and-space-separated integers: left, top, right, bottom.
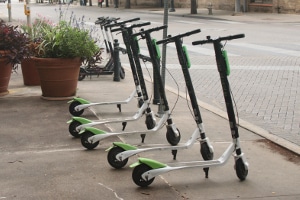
68, 18, 143, 119
78, 17, 127, 80
79, 22, 181, 150
68, 18, 152, 138
107, 26, 199, 169
130, 33, 249, 187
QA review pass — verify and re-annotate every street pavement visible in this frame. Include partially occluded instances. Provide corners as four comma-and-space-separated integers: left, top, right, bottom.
115, 6, 300, 153
1, 4, 300, 199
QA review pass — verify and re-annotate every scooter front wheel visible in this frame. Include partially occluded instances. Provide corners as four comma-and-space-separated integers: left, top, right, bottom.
78, 68, 86, 81
81, 131, 99, 150
166, 128, 181, 146
235, 158, 248, 181
107, 147, 128, 169
69, 101, 84, 116
145, 115, 156, 130
200, 142, 214, 160
132, 164, 155, 187
69, 121, 82, 138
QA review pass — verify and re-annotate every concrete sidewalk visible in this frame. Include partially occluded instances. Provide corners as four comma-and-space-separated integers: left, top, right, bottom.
0, 67, 299, 199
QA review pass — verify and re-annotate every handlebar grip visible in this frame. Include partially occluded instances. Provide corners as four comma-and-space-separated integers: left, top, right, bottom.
192, 33, 245, 45
192, 39, 211, 45
220, 33, 245, 41
131, 25, 167, 37
156, 29, 201, 45
111, 27, 122, 33
130, 22, 151, 29
156, 37, 169, 45
184, 29, 201, 37
105, 17, 140, 28
111, 22, 150, 33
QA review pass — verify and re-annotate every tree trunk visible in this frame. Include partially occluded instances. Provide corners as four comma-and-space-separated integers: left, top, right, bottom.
190, 0, 197, 14
125, 0, 130, 8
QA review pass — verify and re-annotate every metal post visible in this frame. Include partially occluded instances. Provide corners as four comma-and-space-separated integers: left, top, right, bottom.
235, 0, 241, 13
113, 39, 121, 82
157, 0, 169, 115
7, 0, 12, 22
169, 0, 175, 12
105, 0, 109, 7
26, 0, 31, 26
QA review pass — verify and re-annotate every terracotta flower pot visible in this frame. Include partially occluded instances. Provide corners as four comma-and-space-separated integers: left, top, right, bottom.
0, 56, 13, 96
34, 57, 81, 99
21, 58, 41, 86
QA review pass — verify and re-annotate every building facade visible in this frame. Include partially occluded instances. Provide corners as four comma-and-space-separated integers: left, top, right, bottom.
117, 0, 300, 14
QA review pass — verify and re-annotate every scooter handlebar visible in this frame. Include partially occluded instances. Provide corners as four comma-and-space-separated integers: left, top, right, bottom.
192, 33, 245, 45
105, 17, 140, 28
219, 33, 245, 41
156, 29, 201, 45
131, 25, 168, 37
95, 17, 119, 25
111, 22, 151, 33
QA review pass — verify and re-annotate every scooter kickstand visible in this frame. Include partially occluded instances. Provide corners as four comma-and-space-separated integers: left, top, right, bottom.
122, 122, 127, 131
140, 134, 146, 143
203, 168, 209, 178
117, 104, 121, 112
172, 150, 177, 160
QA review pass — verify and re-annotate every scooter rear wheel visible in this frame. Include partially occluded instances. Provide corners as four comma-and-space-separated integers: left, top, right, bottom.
78, 68, 86, 81
200, 142, 214, 160
69, 121, 82, 138
69, 101, 84, 116
166, 128, 181, 146
235, 158, 248, 181
107, 147, 128, 169
132, 164, 155, 187
81, 131, 99, 150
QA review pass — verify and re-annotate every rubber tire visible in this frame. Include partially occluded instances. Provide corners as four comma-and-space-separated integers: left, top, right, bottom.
69, 101, 84, 116
78, 73, 86, 81
132, 163, 155, 187
120, 66, 125, 79
200, 142, 214, 161
138, 99, 144, 108
69, 121, 82, 138
80, 131, 99, 150
235, 158, 248, 181
166, 128, 181, 146
107, 147, 128, 169
145, 115, 156, 130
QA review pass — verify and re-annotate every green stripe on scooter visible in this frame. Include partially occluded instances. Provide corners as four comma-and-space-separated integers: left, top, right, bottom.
69, 117, 92, 124
68, 97, 90, 104
80, 127, 106, 135
138, 157, 167, 169
222, 50, 230, 76
183, 46, 191, 68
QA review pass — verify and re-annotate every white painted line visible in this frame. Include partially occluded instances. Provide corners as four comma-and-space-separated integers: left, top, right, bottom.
211, 20, 245, 24
175, 20, 204, 25
229, 43, 300, 56
167, 43, 240, 56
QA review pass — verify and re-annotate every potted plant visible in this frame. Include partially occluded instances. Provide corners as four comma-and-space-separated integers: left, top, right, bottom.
34, 20, 99, 99
0, 20, 30, 96
19, 18, 54, 86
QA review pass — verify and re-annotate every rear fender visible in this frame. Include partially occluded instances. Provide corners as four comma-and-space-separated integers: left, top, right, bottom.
130, 157, 167, 169
67, 117, 93, 124
79, 127, 106, 135
68, 97, 90, 104
108, 142, 137, 151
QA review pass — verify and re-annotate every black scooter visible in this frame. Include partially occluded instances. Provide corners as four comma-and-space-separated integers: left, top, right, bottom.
130, 32, 248, 187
